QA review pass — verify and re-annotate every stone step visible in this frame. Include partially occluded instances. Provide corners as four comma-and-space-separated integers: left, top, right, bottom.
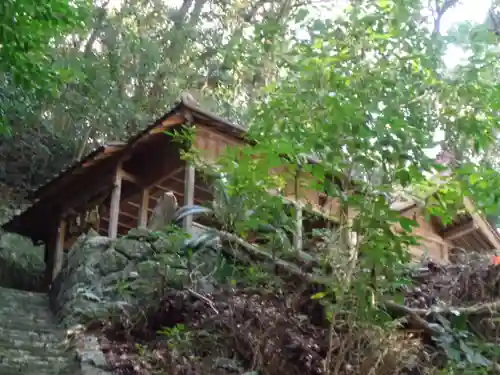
0, 305, 54, 319
0, 334, 68, 357
0, 352, 69, 371
0, 317, 60, 332
0, 309, 57, 324
0, 289, 55, 318
1, 306, 56, 319
0, 326, 62, 342
0, 348, 69, 364
0, 286, 49, 305
0, 361, 68, 375
0, 287, 99, 374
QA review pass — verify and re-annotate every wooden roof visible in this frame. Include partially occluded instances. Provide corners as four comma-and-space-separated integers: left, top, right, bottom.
1, 91, 349, 244
2, 94, 249, 242
29, 95, 248, 203
5, 93, 498, 254
397, 194, 500, 252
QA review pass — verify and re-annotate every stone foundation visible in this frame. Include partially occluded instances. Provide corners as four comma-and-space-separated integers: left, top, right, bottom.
50, 228, 190, 327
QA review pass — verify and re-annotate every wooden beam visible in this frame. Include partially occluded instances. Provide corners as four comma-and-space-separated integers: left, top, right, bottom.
464, 197, 500, 250
470, 230, 492, 251
124, 194, 205, 216
442, 220, 478, 241
170, 175, 213, 195
137, 166, 185, 194
148, 114, 186, 135
153, 185, 185, 198
116, 208, 137, 221
138, 189, 149, 228
108, 167, 123, 239
51, 219, 66, 282
293, 204, 303, 252
183, 163, 195, 232
121, 170, 140, 184
101, 217, 134, 230
439, 242, 449, 264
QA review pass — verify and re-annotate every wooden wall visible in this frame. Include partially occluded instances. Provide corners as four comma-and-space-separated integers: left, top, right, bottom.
194, 123, 450, 263
194, 125, 244, 163
399, 206, 449, 263
281, 170, 357, 222
193, 127, 351, 221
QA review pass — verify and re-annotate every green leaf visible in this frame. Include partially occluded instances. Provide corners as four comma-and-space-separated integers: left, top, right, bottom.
398, 217, 416, 232
295, 9, 309, 23
174, 205, 213, 222
396, 169, 412, 187
311, 292, 326, 300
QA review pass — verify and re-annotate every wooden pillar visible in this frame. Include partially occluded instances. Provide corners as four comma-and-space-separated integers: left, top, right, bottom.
183, 163, 195, 233
108, 167, 123, 239
138, 188, 149, 228
51, 219, 67, 282
293, 203, 303, 252
441, 242, 450, 264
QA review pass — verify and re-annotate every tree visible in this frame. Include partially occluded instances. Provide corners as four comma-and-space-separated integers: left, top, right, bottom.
0, 0, 91, 90
0, 0, 310, 189
208, 1, 500, 371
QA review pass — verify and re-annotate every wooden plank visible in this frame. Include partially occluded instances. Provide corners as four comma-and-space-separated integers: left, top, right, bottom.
126, 194, 205, 212
148, 114, 186, 134
441, 220, 478, 241
138, 189, 149, 228
101, 216, 134, 230
153, 184, 185, 196
143, 166, 184, 191
464, 197, 500, 250
117, 208, 137, 221
108, 167, 123, 239
121, 170, 140, 184
293, 204, 303, 252
183, 163, 195, 232
51, 219, 66, 282
170, 175, 213, 195
470, 230, 492, 251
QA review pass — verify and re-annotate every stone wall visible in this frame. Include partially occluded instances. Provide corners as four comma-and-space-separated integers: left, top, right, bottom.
0, 184, 43, 292
0, 232, 45, 292
50, 228, 192, 327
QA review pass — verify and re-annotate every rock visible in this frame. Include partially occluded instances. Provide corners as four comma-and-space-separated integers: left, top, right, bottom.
195, 278, 215, 294
96, 249, 128, 275
73, 335, 112, 371
0, 286, 87, 375
213, 357, 244, 372
86, 228, 100, 238
51, 231, 193, 326
0, 233, 45, 290
151, 230, 187, 254
66, 238, 110, 273
60, 297, 111, 326
100, 269, 129, 288
126, 228, 159, 242
86, 236, 113, 248
152, 236, 175, 253
66, 264, 101, 287
114, 237, 153, 260
136, 260, 161, 279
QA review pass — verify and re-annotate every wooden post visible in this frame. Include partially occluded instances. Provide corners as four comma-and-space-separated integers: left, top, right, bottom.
51, 219, 66, 282
183, 163, 195, 233
138, 188, 149, 228
108, 167, 123, 239
440, 243, 450, 264
293, 203, 303, 252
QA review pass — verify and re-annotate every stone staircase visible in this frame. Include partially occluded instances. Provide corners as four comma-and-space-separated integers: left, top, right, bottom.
0, 286, 75, 374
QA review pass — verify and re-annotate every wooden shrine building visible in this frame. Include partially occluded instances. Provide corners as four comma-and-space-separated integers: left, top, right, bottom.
3, 94, 500, 286
2, 95, 340, 285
